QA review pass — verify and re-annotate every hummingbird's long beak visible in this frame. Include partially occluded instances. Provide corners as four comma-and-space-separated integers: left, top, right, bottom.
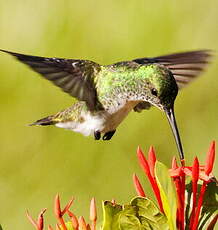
165, 106, 184, 162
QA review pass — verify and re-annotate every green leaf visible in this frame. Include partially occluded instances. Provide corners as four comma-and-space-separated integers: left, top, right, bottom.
102, 196, 172, 230
119, 205, 141, 230
102, 200, 123, 230
131, 197, 169, 230
102, 197, 170, 230
130, 197, 169, 229
155, 161, 177, 230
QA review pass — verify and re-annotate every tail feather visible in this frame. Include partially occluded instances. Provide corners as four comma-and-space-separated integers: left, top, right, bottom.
29, 117, 55, 126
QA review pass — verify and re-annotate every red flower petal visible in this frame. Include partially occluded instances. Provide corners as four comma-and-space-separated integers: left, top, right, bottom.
137, 146, 163, 212
137, 146, 150, 175
148, 146, 156, 178
133, 174, 146, 197
62, 197, 74, 215
54, 194, 61, 218
54, 194, 67, 230
192, 181, 207, 230
38, 209, 47, 230
205, 141, 216, 176
192, 157, 199, 182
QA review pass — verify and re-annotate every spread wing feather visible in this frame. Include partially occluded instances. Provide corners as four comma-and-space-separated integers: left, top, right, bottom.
133, 50, 213, 89
0, 49, 102, 111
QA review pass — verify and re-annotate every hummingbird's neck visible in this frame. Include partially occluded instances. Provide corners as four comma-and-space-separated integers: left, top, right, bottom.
102, 79, 151, 113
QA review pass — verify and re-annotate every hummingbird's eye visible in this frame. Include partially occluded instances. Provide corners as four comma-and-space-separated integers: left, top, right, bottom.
151, 88, 158, 96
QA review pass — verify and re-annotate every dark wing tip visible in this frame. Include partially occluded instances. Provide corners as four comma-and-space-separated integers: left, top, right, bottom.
29, 117, 55, 126
0, 49, 46, 62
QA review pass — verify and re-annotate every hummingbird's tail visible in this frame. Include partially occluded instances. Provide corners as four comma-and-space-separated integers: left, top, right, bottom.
29, 116, 55, 126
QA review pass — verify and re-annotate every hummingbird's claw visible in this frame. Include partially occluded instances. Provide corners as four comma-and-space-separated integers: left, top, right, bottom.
94, 130, 101, 140
102, 130, 116, 140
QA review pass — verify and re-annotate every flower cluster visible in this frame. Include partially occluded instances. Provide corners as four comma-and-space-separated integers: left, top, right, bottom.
27, 195, 97, 230
133, 141, 217, 230
26, 142, 217, 230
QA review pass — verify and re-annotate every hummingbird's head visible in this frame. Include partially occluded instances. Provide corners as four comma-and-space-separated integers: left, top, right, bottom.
142, 65, 184, 162
142, 65, 178, 111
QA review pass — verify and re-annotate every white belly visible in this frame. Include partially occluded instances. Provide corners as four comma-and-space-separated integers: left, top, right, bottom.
56, 112, 106, 136
55, 101, 139, 137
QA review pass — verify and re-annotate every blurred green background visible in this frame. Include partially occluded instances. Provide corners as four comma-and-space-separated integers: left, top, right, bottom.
0, 0, 217, 229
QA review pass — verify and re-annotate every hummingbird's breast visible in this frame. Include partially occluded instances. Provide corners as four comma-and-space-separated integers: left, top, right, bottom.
102, 100, 139, 132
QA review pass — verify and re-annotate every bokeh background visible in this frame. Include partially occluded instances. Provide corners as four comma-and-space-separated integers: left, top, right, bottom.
0, 0, 217, 229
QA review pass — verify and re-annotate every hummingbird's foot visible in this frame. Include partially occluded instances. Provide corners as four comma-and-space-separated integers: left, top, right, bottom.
102, 130, 116, 140
94, 130, 101, 140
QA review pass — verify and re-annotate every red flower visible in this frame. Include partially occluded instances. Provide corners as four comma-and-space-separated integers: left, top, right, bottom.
133, 141, 216, 230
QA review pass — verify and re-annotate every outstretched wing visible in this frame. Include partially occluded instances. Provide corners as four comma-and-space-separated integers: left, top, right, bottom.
1, 49, 102, 111
133, 50, 213, 112
133, 50, 213, 89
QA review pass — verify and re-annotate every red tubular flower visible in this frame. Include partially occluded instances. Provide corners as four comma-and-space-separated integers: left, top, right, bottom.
133, 173, 146, 197
148, 146, 156, 178
27, 209, 47, 230
192, 181, 207, 230
54, 194, 74, 230
54, 194, 74, 217
205, 141, 215, 176
192, 141, 216, 230
137, 147, 150, 175
137, 146, 163, 212
189, 157, 199, 229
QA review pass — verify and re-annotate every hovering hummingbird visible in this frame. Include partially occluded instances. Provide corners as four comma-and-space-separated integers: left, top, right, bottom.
0, 49, 212, 161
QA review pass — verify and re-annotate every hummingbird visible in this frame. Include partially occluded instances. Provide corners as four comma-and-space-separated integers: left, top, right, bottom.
0, 49, 212, 161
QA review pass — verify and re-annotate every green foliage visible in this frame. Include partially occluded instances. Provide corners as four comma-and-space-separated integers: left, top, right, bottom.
102, 201, 123, 230
102, 197, 169, 230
